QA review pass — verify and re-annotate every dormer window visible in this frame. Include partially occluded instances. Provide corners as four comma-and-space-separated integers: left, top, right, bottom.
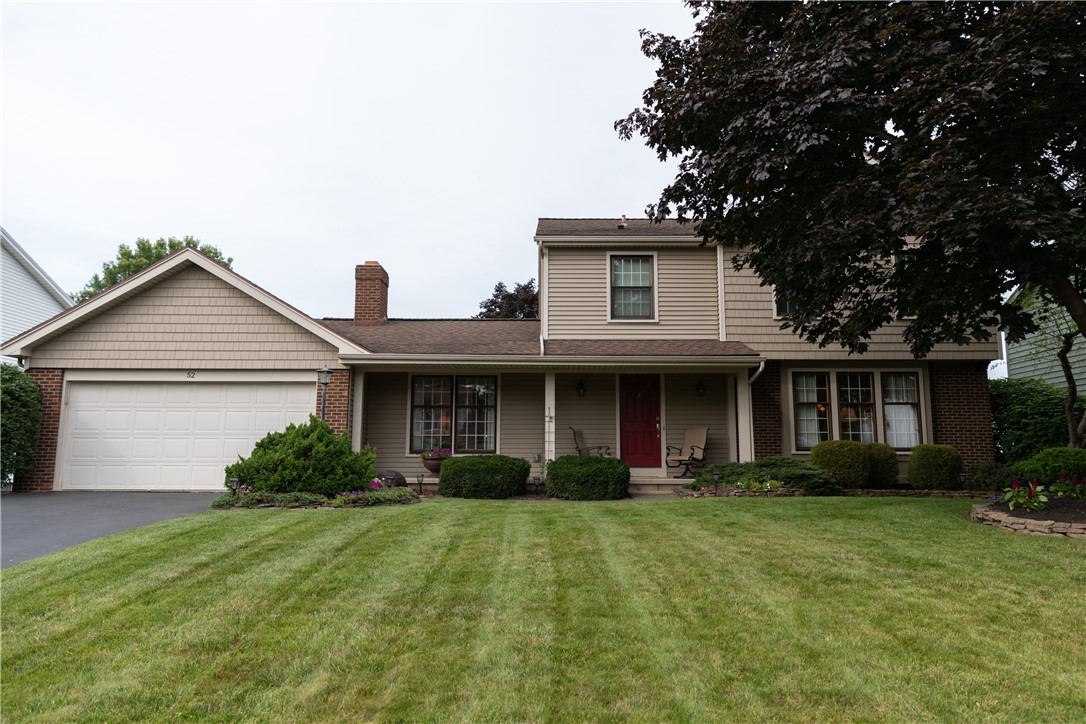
610, 254, 656, 320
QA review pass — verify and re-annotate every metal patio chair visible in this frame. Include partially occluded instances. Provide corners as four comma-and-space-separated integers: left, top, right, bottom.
666, 427, 710, 478
569, 427, 611, 457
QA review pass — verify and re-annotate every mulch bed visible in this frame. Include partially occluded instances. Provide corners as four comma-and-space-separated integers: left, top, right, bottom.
987, 496, 1086, 524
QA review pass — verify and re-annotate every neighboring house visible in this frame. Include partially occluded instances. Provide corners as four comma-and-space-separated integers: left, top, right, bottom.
1005, 306, 1086, 390
1, 218, 998, 493
1, 227, 74, 365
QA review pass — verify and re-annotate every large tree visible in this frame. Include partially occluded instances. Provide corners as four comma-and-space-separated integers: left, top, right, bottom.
617, 2, 1086, 357
74, 236, 232, 302
474, 279, 539, 319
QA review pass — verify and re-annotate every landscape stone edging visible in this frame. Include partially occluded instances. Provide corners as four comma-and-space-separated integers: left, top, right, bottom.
674, 487, 993, 499
970, 504, 1086, 539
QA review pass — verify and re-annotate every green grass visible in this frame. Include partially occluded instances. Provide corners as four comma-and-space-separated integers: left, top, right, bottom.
2, 497, 1084, 722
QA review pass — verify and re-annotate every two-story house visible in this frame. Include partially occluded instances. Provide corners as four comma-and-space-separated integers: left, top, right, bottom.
1, 227, 74, 365
1, 218, 998, 493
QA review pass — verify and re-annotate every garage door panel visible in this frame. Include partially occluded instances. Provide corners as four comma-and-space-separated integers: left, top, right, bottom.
100, 437, 131, 459
195, 411, 223, 432
62, 381, 314, 491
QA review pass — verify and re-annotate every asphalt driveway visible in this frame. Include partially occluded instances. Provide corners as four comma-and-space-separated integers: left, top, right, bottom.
1, 491, 219, 569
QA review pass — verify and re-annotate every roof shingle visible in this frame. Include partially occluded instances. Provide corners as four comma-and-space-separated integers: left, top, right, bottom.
535, 218, 700, 237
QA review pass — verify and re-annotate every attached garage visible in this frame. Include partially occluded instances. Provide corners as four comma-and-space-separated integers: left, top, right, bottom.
1, 248, 366, 492
60, 381, 313, 490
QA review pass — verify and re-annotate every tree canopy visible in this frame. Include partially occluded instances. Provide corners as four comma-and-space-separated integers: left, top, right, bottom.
617, 1, 1086, 357
474, 279, 539, 319
74, 236, 232, 302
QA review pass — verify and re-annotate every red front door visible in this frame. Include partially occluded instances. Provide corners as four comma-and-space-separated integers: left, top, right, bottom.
619, 374, 661, 467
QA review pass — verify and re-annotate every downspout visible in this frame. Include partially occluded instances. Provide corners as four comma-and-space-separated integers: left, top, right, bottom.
748, 359, 766, 385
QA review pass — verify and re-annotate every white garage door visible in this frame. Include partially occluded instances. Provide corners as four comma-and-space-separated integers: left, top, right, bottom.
60, 382, 314, 491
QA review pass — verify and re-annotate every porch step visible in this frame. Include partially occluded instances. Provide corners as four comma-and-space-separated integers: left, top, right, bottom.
628, 478, 688, 496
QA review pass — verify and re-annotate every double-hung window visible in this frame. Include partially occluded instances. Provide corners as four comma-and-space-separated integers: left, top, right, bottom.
411, 375, 497, 453
610, 255, 654, 320
791, 371, 921, 450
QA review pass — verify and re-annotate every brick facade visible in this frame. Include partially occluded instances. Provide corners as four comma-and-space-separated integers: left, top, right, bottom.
354, 262, 389, 325
15, 369, 64, 492
751, 361, 783, 458
928, 360, 995, 477
316, 369, 352, 437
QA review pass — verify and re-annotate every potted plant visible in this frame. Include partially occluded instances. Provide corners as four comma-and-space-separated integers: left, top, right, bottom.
419, 447, 452, 476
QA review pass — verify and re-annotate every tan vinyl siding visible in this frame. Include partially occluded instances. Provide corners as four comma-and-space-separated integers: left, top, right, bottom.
362, 372, 421, 476
722, 248, 1000, 361
498, 373, 545, 476
1006, 323, 1086, 390
554, 373, 617, 457
30, 266, 340, 369
546, 247, 720, 339
364, 372, 546, 478
664, 374, 732, 466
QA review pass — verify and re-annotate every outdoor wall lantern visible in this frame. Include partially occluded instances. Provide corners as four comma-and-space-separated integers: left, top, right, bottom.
316, 367, 333, 420
696, 379, 706, 396
229, 477, 240, 495
416, 473, 425, 495
576, 380, 586, 397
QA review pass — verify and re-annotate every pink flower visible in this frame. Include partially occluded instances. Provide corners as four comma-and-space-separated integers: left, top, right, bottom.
371, 480, 381, 489
1011, 480, 1020, 490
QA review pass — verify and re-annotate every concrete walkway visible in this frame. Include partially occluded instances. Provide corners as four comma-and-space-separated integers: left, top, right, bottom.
1, 491, 219, 569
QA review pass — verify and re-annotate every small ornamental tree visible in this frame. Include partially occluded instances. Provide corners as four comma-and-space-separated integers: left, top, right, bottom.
75, 236, 232, 302
1, 364, 42, 480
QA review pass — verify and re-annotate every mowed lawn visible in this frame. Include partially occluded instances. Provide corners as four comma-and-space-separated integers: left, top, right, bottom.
2, 497, 1084, 722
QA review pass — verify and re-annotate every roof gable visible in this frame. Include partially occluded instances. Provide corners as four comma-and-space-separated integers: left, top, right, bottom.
1, 247, 367, 358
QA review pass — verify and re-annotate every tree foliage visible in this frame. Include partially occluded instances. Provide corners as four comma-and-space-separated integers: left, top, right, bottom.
990, 378, 1086, 462
1, 364, 41, 480
473, 278, 538, 319
618, 2, 1086, 357
75, 236, 232, 302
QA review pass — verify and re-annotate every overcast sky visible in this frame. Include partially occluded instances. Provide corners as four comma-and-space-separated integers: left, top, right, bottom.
3, 1, 695, 320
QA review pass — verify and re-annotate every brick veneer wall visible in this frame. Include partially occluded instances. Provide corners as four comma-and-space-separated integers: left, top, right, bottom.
354, 262, 389, 324
928, 360, 995, 477
751, 361, 783, 458
316, 369, 352, 437
15, 369, 64, 492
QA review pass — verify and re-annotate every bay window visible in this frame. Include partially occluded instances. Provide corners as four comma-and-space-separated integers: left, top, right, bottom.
791, 370, 923, 451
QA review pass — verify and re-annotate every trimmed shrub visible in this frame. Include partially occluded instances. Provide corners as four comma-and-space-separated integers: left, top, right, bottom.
970, 462, 1018, 491
1013, 447, 1086, 484
331, 487, 419, 507
438, 455, 530, 499
696, 456, 839, 495
223, 416, 377, 498
545, 455, 630, 500
1, 364, 42, 481
809, 440, 869, 489
865, 443, 901, 488
908, 444, 963, 490
990, 378, 1085, 463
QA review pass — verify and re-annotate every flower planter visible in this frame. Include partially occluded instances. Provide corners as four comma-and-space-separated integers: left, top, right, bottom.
422, 458, 444, 476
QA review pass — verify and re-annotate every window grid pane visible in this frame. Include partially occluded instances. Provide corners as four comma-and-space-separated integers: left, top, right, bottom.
837, 373, 875, 442
611, 256, 653, 319
883, 373, 919, 448
411, 376, 452, 452
454, 376, 497, 452
793, 373, 829, 449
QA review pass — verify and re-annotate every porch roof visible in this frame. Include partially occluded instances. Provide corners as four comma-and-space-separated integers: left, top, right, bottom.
320, 317, 760, 363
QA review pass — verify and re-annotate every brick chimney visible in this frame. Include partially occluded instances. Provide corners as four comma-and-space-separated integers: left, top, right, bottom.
355, 261, 389, 325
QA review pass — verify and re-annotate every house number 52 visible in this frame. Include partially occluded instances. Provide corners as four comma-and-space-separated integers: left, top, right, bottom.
186, 371, 196, 379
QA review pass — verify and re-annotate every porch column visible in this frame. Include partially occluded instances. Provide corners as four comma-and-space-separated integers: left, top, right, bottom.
351, 368, 365, 451
735, 372, 754, 462
544, 371, 556, 462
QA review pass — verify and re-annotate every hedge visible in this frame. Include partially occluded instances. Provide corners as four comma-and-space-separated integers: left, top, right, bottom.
1, 364, 41, 481
695, 456, 839, 495
990, 378, 1085, 463
1014, 447, 1086, 484
438, 455, 530, 499
545, 455, 630, 500
809, 440, 869, 489
223, 416, 377, 498
865, 443, 900, 487
908, 444, 963, 490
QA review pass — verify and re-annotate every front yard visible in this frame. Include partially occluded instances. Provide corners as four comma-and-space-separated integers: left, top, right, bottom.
2, 497, 1083, 721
